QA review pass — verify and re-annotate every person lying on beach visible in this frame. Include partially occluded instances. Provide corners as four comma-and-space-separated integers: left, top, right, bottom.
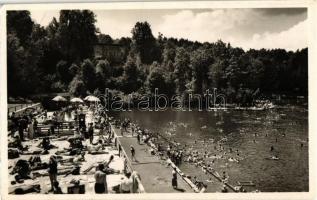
83, 155, 116, 174
28, 156, 49, 170
37, 137, 57, 151
8, 148, 21, 159
55, 148, 83, 156
87, 140, 108, 154
10, 159, 34, 182
96, 136, 111, 146
8, 134, 24, 150
10, 184, 41, 194
63, 165, 81, 177
59, 152, 86, 165
32, 165, 81, 178
68, 136, 84, 149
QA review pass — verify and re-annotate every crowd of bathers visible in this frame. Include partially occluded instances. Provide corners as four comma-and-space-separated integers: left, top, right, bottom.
111, 117, 251, 192
8, 105, 142, 194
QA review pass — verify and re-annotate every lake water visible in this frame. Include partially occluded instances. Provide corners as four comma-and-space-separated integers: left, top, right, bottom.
110, 107, 308, 192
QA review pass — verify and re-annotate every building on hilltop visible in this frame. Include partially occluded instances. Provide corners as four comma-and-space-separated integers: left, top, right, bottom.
93, 42, 126, 63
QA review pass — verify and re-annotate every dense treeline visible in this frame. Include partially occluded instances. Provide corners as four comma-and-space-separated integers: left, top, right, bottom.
7, 10, 308, 105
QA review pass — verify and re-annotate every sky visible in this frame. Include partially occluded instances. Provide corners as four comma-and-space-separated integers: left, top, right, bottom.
30, 8, 307, 51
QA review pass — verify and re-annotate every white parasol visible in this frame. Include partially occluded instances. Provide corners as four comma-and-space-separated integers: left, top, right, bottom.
84, 95, 100, 102
52, 95, 67, 102
70, 97, 84, 103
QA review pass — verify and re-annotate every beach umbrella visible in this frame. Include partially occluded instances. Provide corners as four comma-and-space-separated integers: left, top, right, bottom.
52, 95, 67, 102
70, 97, 84, 103
84, 95, 100, 102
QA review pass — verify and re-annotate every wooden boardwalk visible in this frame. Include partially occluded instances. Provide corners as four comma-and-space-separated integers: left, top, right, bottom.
113, 128, 194, 193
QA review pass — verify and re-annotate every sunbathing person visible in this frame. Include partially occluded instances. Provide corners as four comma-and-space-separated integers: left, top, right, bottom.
55, 148, 83, 156
8, 134, 24, 150
83, 155, 117, 174
10, 184, 41, 194
59, 152, 86, 165
68, 136, 84, 149
37, 137, 57, 151
10, 159, 33, 182
55, 138, 84, 156
62, 165, 81, 177
28, 156, 48, 170
87, 140, 108, 154
32, 165, 81, 177
8, 148, 21, 159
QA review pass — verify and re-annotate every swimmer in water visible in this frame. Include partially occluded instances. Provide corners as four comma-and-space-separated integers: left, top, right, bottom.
206, 177, 213, 183
271, 155, 279, 160
270, 146, 274, 151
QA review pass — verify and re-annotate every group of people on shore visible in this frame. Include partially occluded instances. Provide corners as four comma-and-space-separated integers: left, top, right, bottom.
8, 105, 143, 194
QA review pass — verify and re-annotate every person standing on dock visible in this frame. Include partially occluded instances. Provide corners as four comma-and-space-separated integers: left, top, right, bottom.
130, 145, 136, 162
120, 125, 124, 136
88, 123, 94, 144
137, 131, 141, 144
172, 167, 178, 189
130, 123, 134, 136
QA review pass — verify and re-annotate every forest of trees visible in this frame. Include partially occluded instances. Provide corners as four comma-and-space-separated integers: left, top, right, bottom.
7, 10, 308, 106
